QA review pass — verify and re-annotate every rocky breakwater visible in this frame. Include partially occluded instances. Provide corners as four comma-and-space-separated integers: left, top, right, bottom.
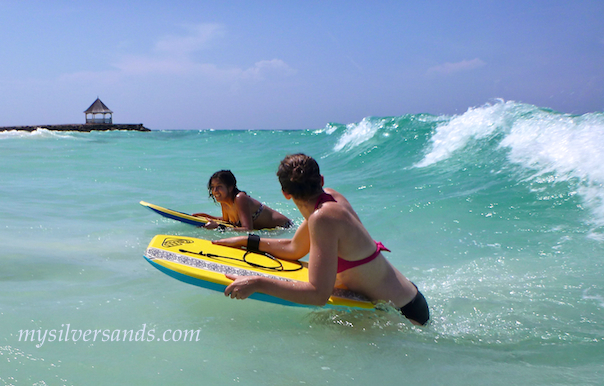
0, 124, 150, 132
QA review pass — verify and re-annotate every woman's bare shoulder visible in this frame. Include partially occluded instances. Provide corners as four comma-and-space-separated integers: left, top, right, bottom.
325, 188, 352, 208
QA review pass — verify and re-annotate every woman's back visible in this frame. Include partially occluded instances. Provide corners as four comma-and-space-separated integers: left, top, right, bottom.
318, 189, 418, 308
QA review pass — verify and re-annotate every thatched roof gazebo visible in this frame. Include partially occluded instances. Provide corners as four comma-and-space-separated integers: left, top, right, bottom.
84, 98, 113, 124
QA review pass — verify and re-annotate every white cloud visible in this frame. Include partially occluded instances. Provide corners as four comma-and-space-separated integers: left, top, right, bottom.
427, 58, 486, 76
107, 23, 295, 82
154, 23, 225, 56
112, 54, 198, 76
241, 59, 297, 80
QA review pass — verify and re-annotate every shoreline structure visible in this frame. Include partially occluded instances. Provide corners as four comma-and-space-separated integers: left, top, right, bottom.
0, 124, 150, 132
1, 98, 151, 132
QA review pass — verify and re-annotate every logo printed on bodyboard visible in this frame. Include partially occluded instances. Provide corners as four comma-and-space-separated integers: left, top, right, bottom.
162, 237, 194, 248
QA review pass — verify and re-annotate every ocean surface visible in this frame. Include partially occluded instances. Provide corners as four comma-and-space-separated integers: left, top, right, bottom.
1, 100, 603, 385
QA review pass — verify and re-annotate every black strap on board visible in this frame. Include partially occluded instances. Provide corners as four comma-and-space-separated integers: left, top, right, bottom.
178, 248, 303, 272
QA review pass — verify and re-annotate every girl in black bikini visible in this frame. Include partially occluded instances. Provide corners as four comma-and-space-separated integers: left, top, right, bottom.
215, 155, 429, 325
192, 170, 293, 231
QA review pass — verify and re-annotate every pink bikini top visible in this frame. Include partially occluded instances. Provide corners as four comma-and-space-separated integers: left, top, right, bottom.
314, 191, 337, 210
314, 191, 390, 273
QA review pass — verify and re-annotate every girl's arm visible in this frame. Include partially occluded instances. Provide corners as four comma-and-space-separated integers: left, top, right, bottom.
206, 203, 241, 230
233, 193, 254, 231
191, 212, 222, 220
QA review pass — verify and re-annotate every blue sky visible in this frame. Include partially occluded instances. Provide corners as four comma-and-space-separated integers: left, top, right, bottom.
1, 0, 603, 130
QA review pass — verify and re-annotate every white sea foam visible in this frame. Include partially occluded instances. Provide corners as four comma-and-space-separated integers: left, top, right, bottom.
414, 100, 512, 167
0, 128, 76, 140
333, 117, 385, 151
582, 288, 604, 307
500, 110, 604, 227
500, 111, 604, 182
415, 100, 604, 227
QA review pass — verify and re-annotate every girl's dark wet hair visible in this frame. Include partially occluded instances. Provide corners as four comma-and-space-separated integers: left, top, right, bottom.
207, 170, 241, 202
277, 154, 322, 200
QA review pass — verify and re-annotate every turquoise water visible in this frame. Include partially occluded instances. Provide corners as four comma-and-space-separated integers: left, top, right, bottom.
1, 100, 603, 385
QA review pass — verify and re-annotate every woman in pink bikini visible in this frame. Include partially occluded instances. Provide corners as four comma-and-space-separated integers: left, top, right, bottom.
215, 154, 429, 325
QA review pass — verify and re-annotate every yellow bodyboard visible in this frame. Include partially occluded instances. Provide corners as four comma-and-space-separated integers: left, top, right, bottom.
144, 234, 373, 309
140, 201, 233, 228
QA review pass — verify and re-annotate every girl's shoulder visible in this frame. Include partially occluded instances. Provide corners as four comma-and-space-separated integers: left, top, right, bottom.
234, 191, 250, 200
234, 191, 255, 208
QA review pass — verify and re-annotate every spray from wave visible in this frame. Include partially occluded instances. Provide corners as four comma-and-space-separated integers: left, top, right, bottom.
327, 100, 604, 233
414, 100, 604, 232
414, 100, 514, 167
331, 117, 388, 151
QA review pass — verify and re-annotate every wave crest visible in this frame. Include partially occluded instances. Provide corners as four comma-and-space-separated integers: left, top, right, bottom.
0, 128, 76, 140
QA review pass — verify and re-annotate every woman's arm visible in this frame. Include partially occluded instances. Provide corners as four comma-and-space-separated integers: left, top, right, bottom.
225, 214, 338, 305
213, 220, 310, 260
224, 273, 332, 306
